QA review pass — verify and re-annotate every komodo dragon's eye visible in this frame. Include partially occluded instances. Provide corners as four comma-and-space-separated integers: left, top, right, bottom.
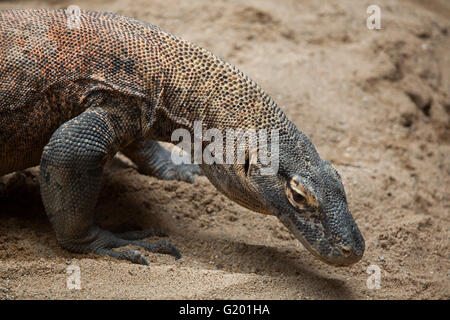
286, 176, 319, 212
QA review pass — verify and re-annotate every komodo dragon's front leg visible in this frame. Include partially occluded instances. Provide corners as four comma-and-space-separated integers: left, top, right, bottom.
39, 103, 181, 265
122, 139, 202, 184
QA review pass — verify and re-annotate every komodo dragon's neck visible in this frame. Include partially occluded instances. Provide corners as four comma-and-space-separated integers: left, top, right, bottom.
145, 30, 295, 142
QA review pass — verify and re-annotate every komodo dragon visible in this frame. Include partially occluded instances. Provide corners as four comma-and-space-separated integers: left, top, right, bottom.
0, 9, 364, 266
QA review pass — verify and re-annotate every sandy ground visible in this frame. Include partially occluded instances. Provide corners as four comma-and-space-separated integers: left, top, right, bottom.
0, 0, 449, 300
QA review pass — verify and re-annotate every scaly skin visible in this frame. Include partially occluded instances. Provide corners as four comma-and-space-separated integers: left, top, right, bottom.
0, 9, 364, 266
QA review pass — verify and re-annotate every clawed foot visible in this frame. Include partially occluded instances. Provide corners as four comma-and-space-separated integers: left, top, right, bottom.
95, 238, 181, 265
74, 227, 181, 265
122, 139, 204, 184
156, 163, 203, 184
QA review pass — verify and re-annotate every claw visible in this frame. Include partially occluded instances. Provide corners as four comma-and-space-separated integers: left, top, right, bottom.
131, 239, 182, 260
172, 246, 182, 260
128, 249, 150, 265
95, 248, 150, 265
174, 164, 202, 184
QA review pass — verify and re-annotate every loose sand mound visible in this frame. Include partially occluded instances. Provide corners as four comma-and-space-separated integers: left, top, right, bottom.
0, 0, 449, 299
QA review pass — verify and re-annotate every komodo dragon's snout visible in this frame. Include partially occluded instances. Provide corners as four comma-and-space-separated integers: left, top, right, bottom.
200, 129, 365, 267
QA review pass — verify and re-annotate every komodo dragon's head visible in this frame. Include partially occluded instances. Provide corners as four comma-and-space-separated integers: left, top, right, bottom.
153, 29, 365, 266
199, 124, 365, 267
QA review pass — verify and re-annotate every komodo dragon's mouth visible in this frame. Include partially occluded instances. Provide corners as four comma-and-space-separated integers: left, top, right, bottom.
296, 235, 363, 267
276, 207, 364, 267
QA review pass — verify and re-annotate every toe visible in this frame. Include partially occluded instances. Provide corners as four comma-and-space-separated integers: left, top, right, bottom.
127, 249, 150, 265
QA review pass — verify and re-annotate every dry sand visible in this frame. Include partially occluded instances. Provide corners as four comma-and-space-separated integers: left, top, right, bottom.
0, 0, 449, 299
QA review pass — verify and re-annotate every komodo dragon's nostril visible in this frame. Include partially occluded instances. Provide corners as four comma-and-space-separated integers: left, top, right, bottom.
341, 246, 352, 257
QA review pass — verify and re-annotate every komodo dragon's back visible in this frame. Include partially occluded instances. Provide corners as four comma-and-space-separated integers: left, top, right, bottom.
0, 9, 365, 267
0, 9, 158, 111
0, 9, 161, 174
